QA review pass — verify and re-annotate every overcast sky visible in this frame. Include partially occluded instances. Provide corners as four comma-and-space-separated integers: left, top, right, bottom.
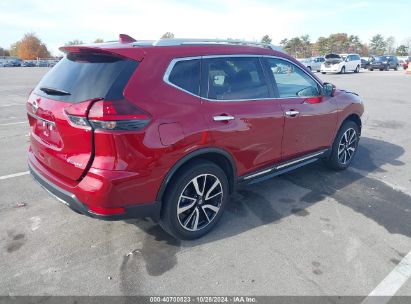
1, 0, 410, 56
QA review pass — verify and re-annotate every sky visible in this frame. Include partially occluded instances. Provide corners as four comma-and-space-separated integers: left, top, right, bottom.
0, 0, 410, 56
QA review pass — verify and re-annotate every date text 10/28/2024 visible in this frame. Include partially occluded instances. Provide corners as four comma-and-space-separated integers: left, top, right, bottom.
149, 296, 257, 303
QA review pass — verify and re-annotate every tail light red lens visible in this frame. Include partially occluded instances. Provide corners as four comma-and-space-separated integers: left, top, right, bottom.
64, 99, 150, 131
88, 100, 151, 131
64, 98, 101, 129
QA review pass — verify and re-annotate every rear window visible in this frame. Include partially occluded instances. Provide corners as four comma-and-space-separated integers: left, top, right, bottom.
33, 53, 138, 103
168, 59, 200, 95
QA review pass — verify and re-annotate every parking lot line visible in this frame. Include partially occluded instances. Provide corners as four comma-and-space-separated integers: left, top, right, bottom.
362, 251, 411, 303
0, 121, 26, 126
0, 171, 29, 180
0, 103, 24, 108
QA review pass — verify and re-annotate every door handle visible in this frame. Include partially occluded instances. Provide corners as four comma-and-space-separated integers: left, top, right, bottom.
285, 110, 299, 117
213, 115, 235, 122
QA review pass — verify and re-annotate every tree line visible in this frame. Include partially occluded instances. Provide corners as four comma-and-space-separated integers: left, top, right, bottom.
272, 33, 410, 58
1, 32, 410, 60
0, 32, 175, 59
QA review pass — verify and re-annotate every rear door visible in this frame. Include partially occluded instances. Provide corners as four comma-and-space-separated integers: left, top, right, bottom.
262, 57, 338, 160
27, 52, 138, 180
200, 56, 284, 176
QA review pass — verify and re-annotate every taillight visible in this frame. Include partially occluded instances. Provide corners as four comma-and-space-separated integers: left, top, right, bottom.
64, 99, 150, 131
64, 99, 99, 129
88, 100, 150, 131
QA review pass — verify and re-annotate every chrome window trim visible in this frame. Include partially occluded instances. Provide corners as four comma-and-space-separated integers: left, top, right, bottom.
163, 54, 324, 102
163, 56, 202, 99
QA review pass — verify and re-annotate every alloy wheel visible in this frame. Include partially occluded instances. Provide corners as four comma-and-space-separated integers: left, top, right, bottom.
338, 128, 357, 165
177, 174, 223, 232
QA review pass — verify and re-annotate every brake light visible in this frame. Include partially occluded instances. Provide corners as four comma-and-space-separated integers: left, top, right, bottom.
88, 100, 150, 131
64, 99, 100, 128
64, 99, 150, 131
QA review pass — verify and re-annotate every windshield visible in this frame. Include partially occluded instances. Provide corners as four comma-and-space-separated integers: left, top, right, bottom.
33, 53, 138, 103
372, 56, 388, 62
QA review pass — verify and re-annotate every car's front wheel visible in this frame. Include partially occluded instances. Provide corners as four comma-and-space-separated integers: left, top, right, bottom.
325, 121, 360, 170
340, 66, 346, 74
354, 65, 360, 73
160, 160, 229, 239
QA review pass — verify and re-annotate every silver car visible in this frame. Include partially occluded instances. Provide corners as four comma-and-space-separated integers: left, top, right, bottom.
302, 56, 325, 72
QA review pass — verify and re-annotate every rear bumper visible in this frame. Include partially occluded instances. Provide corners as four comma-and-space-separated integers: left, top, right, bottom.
321, 66, 341, 73
29, 161, 161, 221
369, 64, 387, 69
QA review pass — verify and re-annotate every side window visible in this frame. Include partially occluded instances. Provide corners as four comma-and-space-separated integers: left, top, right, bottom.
265, 58, 321, 98
168, 59, 200, 95
206, 57, 270, 100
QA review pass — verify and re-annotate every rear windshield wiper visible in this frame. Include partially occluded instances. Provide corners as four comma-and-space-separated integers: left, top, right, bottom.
39, 87, 71, 96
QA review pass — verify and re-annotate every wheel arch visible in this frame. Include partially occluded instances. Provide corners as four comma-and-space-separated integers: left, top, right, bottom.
156, 147, 237, 202
340, 113, 362, 135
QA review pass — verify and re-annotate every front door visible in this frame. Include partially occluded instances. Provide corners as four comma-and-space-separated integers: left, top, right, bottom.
263, 57, 338, 160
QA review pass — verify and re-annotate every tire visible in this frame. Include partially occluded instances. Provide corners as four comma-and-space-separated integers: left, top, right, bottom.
340, 66, 346, 74
394, 64, 399, 71
385, 65, 389, 71
325, 121, 360, 171
307, 66, 312, 71
321, 72, 326, 74
369, 68, 373, 71
379, 69, 383, 71
159, 160, 229, 240
354, 65, 360, 73
316, 70, 320, 72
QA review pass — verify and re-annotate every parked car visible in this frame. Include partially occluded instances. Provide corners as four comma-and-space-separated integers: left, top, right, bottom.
10, 59, 22, 67
321, 53, 361, 74
27, 35, 364, 239
2, 60, 14, 67
22, 60, 36, 67
302, 56, 325, 72
369, 55, 399, 71
401, 56, 411, 70
360, 58, 370, 69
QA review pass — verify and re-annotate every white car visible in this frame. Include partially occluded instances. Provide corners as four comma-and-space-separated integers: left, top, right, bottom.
321, 53, 361, 74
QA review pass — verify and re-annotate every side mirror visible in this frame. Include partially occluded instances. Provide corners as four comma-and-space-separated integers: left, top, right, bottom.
323, 83, 336, 97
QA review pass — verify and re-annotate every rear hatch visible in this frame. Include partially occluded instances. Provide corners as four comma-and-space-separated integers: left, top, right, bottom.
27, 51, 139, 181
324, 54, 342, 65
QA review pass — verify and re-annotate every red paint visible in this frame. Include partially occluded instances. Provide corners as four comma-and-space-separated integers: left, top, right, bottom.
28, 39, 364, 215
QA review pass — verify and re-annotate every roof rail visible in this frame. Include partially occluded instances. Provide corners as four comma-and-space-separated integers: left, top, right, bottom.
131, 38, 285, 53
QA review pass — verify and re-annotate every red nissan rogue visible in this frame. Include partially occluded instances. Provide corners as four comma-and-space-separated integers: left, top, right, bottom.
27, 35, 364, 239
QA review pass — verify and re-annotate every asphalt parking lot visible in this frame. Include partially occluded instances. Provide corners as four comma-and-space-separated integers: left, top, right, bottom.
0, 67, 411, 297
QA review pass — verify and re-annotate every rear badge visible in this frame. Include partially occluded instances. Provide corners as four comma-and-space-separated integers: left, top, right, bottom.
67, 157, 83, 168
32, 100, 39, 113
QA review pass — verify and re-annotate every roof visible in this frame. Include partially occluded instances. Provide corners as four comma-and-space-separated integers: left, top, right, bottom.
59, 34, 286, 61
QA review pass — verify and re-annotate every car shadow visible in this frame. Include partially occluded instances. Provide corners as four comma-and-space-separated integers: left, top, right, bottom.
123, 136, 410, 275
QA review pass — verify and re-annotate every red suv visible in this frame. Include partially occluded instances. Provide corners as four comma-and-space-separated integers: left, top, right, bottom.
27, 35, 364, 239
